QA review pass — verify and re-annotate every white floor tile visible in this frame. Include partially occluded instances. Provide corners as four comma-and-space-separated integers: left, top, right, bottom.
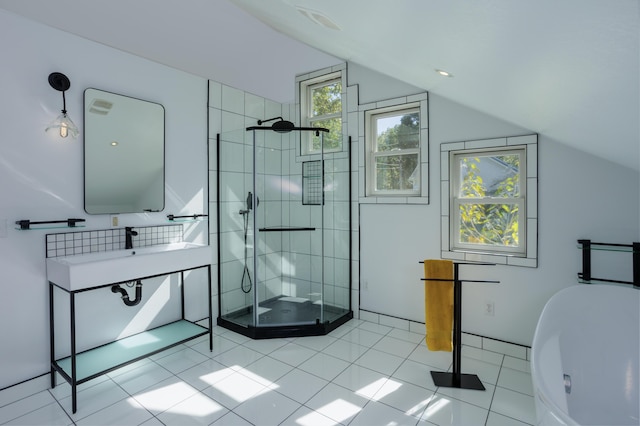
486, 410, 532, 426
293, 335, 337, 351
298, 352, 350, 381
373, 336, 419, 358
372, 377, 435, 418
0, 319, 538, 426
213, 345, 263, 369
305, 383, 369, 425
176, 358, 235, 390
0, 391, 55, 424
393, 359, 438, 391
497, 367, 533, 396
357, 321, 393, 335
109, 361, 173, 395
341, 328, 385, 347
456, 356, 501, 385
153, 347, 209, 374
272, 368, 328, 404
241, 337, 289, 355
267, 342, 317, 367
350, 399, 421, 425
75, 397, 152, 426
2, 399, 70, 426
502, 356, 531, 374
155, 391, 228, 425
323, 338, 368, 362
233, 389, 301, 425
388, 328, 426, 344
0, 376, 49, 407
408, 344, 454, 370
490, 387, 536, 425
435, 382, 496, 409
239, 356, 293, 386
280, 405, 337, 426
130, 377, 199, 416
201, 370, 269, 410
209, 411, 253, 425
332, 364, 389, 397
355, 348, 404, 375
419, 394, 489, 426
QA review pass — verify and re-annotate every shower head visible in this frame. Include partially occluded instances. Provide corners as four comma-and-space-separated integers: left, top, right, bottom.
257, 117, 295, 133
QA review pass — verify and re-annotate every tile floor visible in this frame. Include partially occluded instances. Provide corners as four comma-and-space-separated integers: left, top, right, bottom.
0, 319, 535, 425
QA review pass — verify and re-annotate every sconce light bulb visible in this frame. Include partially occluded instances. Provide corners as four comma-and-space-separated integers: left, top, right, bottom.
60, 122, 69, 138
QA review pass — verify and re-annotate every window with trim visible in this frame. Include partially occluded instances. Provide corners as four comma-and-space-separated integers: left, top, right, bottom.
300, 71, 342, 155
366, 103, 421, 196
451, 146, 526, 256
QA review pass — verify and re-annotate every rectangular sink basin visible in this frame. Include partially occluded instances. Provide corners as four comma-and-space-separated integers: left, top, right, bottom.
47, 242, 211, 291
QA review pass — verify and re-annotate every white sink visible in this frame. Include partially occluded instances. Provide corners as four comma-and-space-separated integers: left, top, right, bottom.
46, 242, 211, 291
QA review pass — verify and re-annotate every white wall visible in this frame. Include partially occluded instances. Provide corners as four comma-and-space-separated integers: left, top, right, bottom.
0, 10, 208, 388
355, 69, 640, 346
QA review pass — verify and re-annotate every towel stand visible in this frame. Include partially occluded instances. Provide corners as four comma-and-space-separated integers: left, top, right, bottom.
420, 261, 499, 391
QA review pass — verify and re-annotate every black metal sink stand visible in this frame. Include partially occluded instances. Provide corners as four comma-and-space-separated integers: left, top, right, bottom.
421, 261, 498, 391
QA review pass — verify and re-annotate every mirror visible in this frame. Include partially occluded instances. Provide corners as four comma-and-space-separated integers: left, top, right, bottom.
84, 88, 165, 214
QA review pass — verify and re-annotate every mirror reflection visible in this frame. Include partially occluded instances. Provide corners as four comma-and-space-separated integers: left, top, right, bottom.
84, 88, 165, 214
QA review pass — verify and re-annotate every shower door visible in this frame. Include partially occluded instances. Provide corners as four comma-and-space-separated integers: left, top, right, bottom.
251, 128, 325, 328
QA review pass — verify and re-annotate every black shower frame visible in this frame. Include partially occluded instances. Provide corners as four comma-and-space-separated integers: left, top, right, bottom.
215, 132, 353, 339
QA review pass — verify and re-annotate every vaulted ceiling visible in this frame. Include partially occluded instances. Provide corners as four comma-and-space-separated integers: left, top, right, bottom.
1, 0, 638, 170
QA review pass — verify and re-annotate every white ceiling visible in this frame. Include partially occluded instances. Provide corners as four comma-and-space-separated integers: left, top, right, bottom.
1, 0, 638, 170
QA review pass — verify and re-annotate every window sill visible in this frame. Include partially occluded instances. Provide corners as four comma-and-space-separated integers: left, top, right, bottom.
359, 196, 429, 205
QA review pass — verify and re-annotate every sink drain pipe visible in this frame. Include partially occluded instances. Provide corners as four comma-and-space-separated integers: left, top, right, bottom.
111, 280, 143, 306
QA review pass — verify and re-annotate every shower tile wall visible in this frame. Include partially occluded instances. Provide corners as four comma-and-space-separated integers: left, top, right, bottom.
210, 77, 357, 322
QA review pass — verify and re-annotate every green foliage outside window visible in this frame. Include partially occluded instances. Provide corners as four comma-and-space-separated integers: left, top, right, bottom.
310, 81, 342, 151
374, 112, 420, 191
458, 154, 521, 248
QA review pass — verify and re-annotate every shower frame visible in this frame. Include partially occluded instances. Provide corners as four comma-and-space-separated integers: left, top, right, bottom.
216, 129, 353, 339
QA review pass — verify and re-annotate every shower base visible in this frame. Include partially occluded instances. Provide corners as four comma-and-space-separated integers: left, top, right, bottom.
218, 295, 352, 339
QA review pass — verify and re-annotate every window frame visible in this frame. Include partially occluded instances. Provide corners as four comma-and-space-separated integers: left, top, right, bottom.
365, 102, 421, 197
300, 71, 343, 155
450, 146, 526, 256
440, 134, 538, 268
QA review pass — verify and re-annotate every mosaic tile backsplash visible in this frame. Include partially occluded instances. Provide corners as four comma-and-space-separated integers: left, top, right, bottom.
45, 225, 183, 258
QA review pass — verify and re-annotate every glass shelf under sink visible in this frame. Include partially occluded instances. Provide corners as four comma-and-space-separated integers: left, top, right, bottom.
55, 320, 207, 383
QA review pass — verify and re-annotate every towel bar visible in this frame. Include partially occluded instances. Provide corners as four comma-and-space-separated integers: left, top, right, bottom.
421, 261, 499, 390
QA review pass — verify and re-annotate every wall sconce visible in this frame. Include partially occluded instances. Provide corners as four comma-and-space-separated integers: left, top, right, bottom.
45, 72, 79, 139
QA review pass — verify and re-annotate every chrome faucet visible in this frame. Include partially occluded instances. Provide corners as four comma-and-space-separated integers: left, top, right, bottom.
125, 227, 138, 249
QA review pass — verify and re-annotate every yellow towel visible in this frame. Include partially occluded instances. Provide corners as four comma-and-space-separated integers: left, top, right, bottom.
424, 259, 454, 352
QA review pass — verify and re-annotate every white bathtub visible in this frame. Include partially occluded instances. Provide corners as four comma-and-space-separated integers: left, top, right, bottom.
532, 284, 639, 425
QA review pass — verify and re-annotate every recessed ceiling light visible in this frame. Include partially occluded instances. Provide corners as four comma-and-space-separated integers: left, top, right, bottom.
436, 69, 453, 77
295, 6, 341, 30
110, 141, 118, 146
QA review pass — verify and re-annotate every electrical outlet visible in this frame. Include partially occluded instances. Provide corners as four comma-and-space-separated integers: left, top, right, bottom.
111, 215, 119, 227
484, 300, 495, 316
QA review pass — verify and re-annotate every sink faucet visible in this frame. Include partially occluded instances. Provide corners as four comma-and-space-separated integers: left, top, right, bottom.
125, 227, 138, 249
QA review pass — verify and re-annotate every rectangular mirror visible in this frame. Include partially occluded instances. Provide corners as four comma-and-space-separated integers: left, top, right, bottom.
84, 88, 165, 214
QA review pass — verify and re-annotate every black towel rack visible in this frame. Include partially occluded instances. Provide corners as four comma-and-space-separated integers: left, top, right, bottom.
420, 261, 499, 390
15, 218, 85, 230
577, 239, 639, 288
167, 214, 208, 221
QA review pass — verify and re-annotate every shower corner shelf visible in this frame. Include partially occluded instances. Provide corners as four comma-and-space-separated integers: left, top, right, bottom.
577, 239, 640, 287
49, 264, 213, 413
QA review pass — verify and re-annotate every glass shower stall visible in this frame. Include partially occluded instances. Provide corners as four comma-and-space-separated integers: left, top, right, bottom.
216, 120, 352, 338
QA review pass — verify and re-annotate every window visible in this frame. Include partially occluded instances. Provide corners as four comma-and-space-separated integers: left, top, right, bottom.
441, 134, 538, 267
366, 104, 421, 196
300, 71, 342, 155
451, 147, 526, 255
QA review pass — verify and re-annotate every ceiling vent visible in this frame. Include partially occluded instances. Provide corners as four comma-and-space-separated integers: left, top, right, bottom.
295, 6, 341, 31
